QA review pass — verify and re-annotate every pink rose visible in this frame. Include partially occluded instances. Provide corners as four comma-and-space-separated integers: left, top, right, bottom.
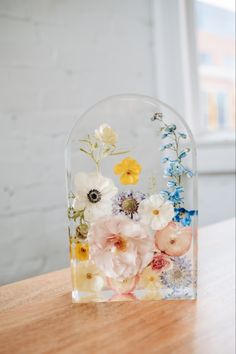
155, 222, 192, 256
88, 215, 154, 281
151, 253, 172, 273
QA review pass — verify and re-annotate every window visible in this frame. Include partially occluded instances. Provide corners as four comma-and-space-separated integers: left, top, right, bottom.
199, 53, 213, 66
152, 0, 235, 173
195, 0, 235, 132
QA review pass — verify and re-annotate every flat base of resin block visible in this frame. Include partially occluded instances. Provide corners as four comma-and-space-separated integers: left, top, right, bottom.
71, 288, 197, 303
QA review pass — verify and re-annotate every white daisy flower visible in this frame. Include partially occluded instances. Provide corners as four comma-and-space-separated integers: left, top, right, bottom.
74, 172, 118, 223
94, 124, 117, 146
138, 194, 174, 230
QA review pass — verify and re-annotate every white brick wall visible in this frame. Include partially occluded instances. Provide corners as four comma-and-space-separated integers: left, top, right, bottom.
0, 0, 234, 285
0, 0, 154, 284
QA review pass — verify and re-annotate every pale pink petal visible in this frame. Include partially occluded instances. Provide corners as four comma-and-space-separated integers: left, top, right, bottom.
88, 215, 155, 281
155, 222, 192, 256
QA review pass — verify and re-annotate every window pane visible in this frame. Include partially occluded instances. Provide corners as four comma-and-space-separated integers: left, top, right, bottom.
195, 0, 235, 132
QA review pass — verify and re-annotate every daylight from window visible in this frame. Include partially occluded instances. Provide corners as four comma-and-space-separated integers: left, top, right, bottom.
196, 0, 235, 132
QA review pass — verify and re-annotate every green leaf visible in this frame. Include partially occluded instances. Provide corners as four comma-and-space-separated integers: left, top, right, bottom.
80, 148, 90, 155
110, 150, 129, 156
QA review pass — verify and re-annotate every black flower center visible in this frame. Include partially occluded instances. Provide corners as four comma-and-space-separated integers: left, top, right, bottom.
87, 189, 102, 203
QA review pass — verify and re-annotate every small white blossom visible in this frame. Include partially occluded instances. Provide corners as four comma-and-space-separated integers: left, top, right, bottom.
138, 194, 174, 230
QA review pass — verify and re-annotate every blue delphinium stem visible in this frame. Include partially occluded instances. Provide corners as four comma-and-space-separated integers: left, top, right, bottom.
151, 112, 194, 208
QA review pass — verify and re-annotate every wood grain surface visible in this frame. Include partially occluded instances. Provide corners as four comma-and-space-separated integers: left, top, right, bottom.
0, 219, 235, 354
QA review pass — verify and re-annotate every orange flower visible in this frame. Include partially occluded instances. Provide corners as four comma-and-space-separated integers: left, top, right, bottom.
155, 222, 192, 256
114, 157, 141, 185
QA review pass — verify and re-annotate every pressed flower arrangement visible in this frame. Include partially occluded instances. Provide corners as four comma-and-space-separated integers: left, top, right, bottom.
65, 95, 198, 303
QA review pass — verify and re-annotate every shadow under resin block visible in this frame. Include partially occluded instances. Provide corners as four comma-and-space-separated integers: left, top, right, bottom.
65, 95, 198, 303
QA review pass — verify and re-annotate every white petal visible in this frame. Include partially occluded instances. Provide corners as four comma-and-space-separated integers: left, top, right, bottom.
74, 172, 88, 192
84, 202, 112, 223
140, 214, 152, 226
86, 172, 103, 189
138, 199, 150, 212
90, 276, 104, 292
121, 221, 141, 237
99, 176, 117, 194
160, 203, 175, 220
149, 194, 164, 208
151, 216, 162, 230
74, 197, 87, 210
101, 186, 118, 200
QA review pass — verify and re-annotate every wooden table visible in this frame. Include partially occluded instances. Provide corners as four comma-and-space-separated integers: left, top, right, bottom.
0, 219, 235, 354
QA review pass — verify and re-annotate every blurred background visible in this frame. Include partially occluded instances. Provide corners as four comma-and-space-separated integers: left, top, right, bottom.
0, 0, 235, 284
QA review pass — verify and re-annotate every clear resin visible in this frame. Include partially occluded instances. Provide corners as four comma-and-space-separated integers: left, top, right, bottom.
65, 94, 198, 303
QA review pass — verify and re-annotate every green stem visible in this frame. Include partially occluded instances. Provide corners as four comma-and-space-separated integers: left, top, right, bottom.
171, 129, 182, 186
80, 132, 129, 173
90, 150, 100, 173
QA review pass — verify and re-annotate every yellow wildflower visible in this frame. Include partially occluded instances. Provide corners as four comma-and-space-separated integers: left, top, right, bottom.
114, 157, 141, 185
95, 124, 118, 146
139, 266, 162, 290
70, 239, 89, 261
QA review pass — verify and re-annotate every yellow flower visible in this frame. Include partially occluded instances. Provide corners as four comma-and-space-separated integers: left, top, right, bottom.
114, 157, 142, 185
95, 124, 118, 146
139, 266, 162, 290
70, 239, 89, 261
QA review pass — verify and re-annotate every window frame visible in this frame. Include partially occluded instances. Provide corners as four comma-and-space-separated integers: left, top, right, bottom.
151, 0, 235, 174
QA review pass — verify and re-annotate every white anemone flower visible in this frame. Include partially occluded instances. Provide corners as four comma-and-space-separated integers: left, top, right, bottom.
74, 172, 118, 223
95, 124, 118, 146
138, 194, 174, 231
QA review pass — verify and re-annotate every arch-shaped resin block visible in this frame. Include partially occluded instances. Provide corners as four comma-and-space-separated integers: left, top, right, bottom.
65, 94, 198, 302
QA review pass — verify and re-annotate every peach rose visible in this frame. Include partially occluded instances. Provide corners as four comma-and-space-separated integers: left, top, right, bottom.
155, 222, 192, 256
88, 215, 154, 281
